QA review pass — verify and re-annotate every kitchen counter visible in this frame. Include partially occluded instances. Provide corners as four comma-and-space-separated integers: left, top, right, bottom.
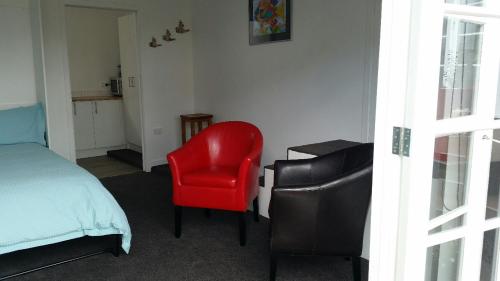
72, 96, 122, 102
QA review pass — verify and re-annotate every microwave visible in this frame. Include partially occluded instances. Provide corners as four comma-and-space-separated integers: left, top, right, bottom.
110, 78, 122, 96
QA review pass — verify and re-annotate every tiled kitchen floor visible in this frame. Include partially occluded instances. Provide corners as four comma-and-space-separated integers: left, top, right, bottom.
77, 155, 142, 179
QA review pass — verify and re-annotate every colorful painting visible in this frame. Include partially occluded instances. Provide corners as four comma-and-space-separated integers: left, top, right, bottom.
249, 0, 291, 45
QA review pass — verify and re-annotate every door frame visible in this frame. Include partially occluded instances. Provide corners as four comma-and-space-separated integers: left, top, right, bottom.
54, 0, 147, 170
368, 0, 414, 279
369, 0, 446, 279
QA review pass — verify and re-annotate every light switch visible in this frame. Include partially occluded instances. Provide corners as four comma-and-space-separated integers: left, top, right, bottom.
128, 77, 136, 88
153, 128, 162, 135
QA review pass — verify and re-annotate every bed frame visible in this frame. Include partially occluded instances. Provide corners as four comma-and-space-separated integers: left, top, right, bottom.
0, 234, 122, 280
0, 103, 124, 280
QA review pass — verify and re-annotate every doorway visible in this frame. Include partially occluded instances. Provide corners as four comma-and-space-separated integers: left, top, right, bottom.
65, 6, 144, 178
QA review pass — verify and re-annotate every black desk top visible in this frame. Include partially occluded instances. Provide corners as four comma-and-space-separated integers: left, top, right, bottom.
264, 140, 362, 171
287, 139, 361, 157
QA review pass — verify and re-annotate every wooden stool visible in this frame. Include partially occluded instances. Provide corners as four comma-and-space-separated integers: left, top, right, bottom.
180, 113, 213, 144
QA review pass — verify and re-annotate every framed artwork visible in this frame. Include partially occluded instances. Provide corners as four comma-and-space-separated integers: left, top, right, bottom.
249, 0, 291, 45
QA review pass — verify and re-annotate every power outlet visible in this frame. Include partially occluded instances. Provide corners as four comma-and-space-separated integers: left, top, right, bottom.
153, 128, 162, 135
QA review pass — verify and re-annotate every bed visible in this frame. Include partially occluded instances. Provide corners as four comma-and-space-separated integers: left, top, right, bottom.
0, 103, 131, 279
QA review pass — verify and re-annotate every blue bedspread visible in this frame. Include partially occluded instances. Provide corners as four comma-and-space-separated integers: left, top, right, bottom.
0, 143, 131, 255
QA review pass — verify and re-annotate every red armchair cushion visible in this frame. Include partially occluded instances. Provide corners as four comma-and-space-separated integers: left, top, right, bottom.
182, 166, 239, 189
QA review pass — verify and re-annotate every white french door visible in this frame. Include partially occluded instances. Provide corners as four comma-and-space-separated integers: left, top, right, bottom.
370, 0, 500, 281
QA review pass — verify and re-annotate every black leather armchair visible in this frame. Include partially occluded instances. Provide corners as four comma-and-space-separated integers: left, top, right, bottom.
269, 143, 373, 281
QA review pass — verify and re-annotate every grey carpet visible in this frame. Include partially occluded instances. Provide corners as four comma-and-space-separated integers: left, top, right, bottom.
0, 172, 367, 281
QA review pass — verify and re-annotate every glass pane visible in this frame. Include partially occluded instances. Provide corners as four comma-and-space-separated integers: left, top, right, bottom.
429, 216, 464, 235
487, 129, 500, 219
437, 18, 484, 120
445, 0, 484, 6
425, 239, 463, 281
495, 68, 500, 119
481, 229, 498, 281
431, 133, 472, 219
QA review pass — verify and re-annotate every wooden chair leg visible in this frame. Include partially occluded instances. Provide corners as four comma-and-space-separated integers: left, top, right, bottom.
239, 212, 247, 246
181, 119, 186, 144
174, 206, 182, 238
270, 254, 277, 281
253, 197, 259, 222
352, 256, 361, 281
190, 121, 196, 139
204, 208, 211, 218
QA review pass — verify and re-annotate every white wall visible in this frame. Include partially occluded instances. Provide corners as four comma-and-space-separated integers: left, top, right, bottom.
29, 0, 47, 106
192, 0, 380, 167
39, 0, 194, 168
39, 0, 77, 161
16, 0, 379, 170
0, 0, 37, 108
132, 0, 194, 168
0, 0, 74, 160
65, 7, 129, 97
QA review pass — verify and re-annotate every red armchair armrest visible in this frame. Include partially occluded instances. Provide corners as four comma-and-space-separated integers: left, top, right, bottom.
235, 142, 263, 208
167, 138, 208, 187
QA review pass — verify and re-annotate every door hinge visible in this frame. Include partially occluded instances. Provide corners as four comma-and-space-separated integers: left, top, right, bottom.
392, 126, 411, 157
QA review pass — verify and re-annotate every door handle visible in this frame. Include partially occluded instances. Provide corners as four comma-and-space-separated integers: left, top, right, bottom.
94, 102, 98, 114
483, 135, 500, 144
73, 103, 76, 116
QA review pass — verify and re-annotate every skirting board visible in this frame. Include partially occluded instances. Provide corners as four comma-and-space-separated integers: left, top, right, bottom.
126, 143, 142, 154
76, 145, 126, 159
148, 158, 167, 172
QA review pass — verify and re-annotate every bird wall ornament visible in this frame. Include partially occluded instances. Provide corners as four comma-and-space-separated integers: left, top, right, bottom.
149, 37, 162, 48
163, 29, 176, 42
175, 20, 191, 34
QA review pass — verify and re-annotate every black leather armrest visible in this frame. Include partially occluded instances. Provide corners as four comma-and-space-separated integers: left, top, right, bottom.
270, 165, 373, 255
272, 165, 372, 202
274, 159, 313, 187
270, 183, 319, 254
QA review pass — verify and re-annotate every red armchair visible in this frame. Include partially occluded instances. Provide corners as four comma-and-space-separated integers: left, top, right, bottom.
167, 121, 263, 245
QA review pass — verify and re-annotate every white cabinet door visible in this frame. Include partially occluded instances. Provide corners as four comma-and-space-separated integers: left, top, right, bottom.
73, 101, 95, 150
93, 100, 125, 148
118, 14, 142, 147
